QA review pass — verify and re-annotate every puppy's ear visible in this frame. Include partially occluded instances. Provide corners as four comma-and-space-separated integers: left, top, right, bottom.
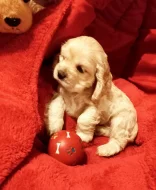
91, 53, 112, 102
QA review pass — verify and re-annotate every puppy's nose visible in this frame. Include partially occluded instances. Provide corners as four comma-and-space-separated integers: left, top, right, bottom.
58, 70, 67, 80
4, 17, 21, 27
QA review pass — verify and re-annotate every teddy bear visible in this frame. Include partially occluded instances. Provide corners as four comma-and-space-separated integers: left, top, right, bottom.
0, 0, 58, 34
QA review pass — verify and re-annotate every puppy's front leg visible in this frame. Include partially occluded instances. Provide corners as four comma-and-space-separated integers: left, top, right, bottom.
76, 106, 100, 143
46, 94, 65, 136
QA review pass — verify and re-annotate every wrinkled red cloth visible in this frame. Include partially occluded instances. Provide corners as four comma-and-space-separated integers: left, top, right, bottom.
0, 0, 156, 189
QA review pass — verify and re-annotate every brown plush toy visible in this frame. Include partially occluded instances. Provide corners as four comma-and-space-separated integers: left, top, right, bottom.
0, 0, 58, 34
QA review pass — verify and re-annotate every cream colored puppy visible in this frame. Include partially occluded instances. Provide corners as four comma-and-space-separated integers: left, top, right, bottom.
46, 36, 138, 157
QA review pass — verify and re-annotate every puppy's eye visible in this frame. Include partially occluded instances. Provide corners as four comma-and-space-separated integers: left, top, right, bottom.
76, 65, 84, 73
23, 0, 30, 3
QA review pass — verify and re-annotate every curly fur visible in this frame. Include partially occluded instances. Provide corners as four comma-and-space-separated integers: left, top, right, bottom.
46, 36, 138, 157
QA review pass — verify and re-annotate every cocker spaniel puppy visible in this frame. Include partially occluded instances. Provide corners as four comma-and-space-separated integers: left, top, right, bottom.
46, 36, 138, 157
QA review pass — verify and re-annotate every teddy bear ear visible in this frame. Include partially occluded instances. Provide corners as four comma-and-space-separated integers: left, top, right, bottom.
33, 0, 60, 7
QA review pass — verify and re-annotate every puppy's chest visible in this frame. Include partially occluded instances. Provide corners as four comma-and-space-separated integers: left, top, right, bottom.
63, 96, 87, 118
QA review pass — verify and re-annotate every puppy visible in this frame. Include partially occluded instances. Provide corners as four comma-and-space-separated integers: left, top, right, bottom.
46, 36, 138, 157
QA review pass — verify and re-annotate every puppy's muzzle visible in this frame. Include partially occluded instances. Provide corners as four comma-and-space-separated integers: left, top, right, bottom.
58, 70, 67, 80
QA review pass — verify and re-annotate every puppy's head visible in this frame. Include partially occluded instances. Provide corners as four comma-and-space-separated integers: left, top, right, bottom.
53, 36, 112, 100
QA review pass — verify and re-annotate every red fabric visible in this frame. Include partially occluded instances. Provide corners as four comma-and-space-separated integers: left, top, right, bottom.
0, 0, 156, 189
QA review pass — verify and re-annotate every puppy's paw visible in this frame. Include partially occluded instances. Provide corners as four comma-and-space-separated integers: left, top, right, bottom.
76, 131, 93, 143
97, 139, 121, 157
47, 119, 64, 136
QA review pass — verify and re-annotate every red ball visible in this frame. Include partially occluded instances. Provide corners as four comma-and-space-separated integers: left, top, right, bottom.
48, 130, 85, 166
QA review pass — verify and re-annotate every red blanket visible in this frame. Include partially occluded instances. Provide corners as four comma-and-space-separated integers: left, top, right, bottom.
1, 0, 156, 189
